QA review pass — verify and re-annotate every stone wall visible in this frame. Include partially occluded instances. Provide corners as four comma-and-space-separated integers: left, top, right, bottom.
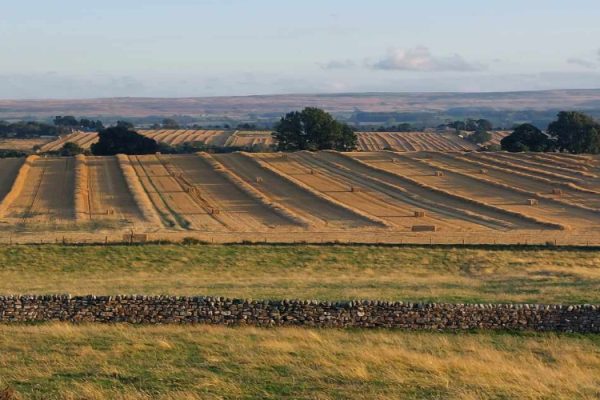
0, 295, 599, 332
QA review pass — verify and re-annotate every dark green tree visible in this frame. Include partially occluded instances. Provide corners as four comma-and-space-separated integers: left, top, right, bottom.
547, 111, 600, 154
59, 142, 85, 156
465, 119, 478, 131
273, 107, 357, 151
448, 121, 466, 131
501, 123, 555, 152
115, 120, 135, 129
476, 119, 493, 131
79, 119, 104, 131
467, 129, 492, 144
53, 116, 79, 128
91, 126, 158, 155
162, 118, 180, 129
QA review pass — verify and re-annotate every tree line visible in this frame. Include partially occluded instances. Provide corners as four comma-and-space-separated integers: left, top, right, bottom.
501, 111, 600, 154
0, 121, 59, 138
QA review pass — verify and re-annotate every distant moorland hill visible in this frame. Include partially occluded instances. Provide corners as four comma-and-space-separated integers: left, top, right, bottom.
2, 89, 600, 127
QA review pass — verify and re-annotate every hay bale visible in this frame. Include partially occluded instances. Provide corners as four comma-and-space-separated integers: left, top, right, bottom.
527, 199, 539, 206
350, 186, 363, 193
255, 176, 264, 183
551, 188, 563, 195
434, 170, 444, 177
479, 168, 488, 174
411, 225, 437, 232
414, 211, 425, 218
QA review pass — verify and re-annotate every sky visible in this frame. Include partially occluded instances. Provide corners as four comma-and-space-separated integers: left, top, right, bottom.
1, 0, 600, 99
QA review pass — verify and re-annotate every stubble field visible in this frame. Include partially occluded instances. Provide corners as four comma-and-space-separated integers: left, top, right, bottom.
0, 150, 600, 245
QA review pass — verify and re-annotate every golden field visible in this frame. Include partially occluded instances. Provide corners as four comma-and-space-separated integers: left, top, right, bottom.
0, 150, 600, 245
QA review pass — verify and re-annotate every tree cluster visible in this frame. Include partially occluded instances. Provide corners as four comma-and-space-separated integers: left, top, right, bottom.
501, 111, 600, 154
500, 124, 555, 152
273, 107, 357, 152
91, 126, 158, 156
375, 123, 415, 132
54, 116, 104, 131
0, 121, 58, 138
447, 119, 493, 132
466, 129, 492, 145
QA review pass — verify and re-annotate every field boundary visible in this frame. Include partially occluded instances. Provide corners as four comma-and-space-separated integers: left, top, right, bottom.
1, 295, 598, 332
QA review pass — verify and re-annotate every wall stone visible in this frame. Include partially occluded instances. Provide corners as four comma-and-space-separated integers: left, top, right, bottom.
0, 295, 598, 332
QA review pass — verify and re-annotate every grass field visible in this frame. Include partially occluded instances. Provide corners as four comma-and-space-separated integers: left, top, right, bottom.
1, 325, 599, 399
2, 244, 600, 399
1, 244, 600, 303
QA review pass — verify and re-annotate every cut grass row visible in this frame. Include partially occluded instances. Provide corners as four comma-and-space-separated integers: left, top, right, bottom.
1, 244, 600, 304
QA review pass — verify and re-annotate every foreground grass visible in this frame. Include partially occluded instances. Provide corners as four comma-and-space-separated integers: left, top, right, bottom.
0, 324, 598, 399
1, 244, 600, 303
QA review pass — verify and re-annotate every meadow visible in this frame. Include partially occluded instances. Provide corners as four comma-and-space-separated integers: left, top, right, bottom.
1, 244, 600, 304
1, 324, 599, 399
2, 244, 600, 399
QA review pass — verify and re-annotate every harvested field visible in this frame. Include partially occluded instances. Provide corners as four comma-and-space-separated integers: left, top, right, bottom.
0, 158, 26, 218
85, 156, 145, 224
486, 130, 510, 146
212, 152, 376, 228
0, 137, 53, 151
40, 131, 98, 152
1, 151, 600, 244
355, 131, 478, 152
224, 130, 275, 149
40, 130, 502, 153
161, 153, 301, 230
127, 154, 224, 230
312, 151, 547, 230
364, 152, 597, 231
140, 129, 246, 148
1, 157, 75, 224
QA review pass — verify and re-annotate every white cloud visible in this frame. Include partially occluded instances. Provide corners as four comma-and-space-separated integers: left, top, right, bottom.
318, 60, 356, 70
370, 46, 485, 72
567, 57, 597, 69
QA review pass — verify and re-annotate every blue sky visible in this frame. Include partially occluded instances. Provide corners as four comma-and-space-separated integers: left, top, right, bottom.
1, 0, 600, 98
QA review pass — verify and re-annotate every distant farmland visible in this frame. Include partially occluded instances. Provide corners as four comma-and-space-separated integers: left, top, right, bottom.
40, 129, 507, 152
1, 150, 600, 245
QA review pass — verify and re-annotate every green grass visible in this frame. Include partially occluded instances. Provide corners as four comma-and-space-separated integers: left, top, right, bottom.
0, 244, 599, 303
2, 244, 600, 399
1, 324, 599, 400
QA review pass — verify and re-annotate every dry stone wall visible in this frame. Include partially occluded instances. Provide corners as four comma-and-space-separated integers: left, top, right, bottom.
0, 295, 599, 332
